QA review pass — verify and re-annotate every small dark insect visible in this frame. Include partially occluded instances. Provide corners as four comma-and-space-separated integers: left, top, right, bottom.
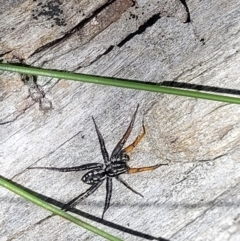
28, 105, 167, 218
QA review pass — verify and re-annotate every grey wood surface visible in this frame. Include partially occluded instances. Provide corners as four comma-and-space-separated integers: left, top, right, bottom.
1, 0, 240, 240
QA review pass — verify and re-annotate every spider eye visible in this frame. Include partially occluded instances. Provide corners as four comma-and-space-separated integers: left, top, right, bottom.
122, 153, 130, 161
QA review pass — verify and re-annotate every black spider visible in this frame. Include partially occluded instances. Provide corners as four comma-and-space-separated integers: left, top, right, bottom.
28, 105, 167, 218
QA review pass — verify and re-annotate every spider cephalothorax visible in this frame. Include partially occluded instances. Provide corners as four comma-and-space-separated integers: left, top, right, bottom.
28, 105, 167, 218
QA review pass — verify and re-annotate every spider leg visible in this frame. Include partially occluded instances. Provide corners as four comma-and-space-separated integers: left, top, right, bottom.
62, 181, 103, 211
28, 163, 104, 172
116, 176, 143, 197
111, 104, 139, 157
128, 163, 168, 174
92, 117, 110, 166
123, 121, 145, 154
102, 177, 112, 219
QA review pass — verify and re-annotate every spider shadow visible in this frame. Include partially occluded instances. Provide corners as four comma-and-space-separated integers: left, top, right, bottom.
1, 176, 169, 241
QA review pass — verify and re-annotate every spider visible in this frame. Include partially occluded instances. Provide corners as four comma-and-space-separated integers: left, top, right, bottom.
28, 105, 167, 218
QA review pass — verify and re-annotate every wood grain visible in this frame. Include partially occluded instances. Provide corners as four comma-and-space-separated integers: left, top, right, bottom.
1, 0, 240, 240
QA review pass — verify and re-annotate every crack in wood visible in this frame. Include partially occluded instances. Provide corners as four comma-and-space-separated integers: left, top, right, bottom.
79, 45, 115, 68
178, 0, 191, 22
0, 102, 35, 126
29, 0, 133, 57
6, 215, 54, 241
117, 14, 160, 48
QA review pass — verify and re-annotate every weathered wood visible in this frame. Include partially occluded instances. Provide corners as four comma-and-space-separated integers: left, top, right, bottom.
1, 0, 240, 240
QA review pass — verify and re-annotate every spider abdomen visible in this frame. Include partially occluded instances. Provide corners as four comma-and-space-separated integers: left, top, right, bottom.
82, 168, 105, 184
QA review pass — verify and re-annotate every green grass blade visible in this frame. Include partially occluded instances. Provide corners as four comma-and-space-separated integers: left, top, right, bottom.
1, 63, 240, 105
0, 175, 123, 241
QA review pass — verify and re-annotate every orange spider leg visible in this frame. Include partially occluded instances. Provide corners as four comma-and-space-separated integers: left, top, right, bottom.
123, 122, 146, 154
127, 163, 168, 174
